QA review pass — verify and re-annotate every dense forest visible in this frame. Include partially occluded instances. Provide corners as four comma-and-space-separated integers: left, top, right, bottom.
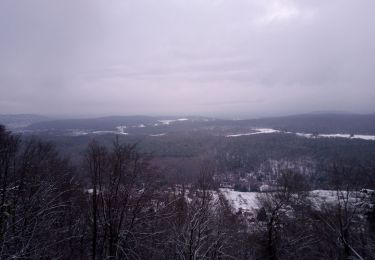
1, 125, 375, 259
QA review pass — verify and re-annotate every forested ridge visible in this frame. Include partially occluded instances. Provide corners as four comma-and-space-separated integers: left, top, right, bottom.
1, 125, 375, 259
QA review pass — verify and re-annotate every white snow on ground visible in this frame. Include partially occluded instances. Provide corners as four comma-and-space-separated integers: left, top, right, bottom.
312, 133, 375, 141
70, 130, 89, 136
296, 132, 314, 138
226, 133, 258, 137
158, 118, 189, 125
351, 135, 375, 141
291, 131, 375, 141
309, 190, 340, 206
225, 127, 375, 141
137, 124, 146, 128
158, 120, 173, 125
150, 133, 166, 137
308, 190, 368, 210
93, 130, 128, 135
226, 128, 280, 137
319, 134, 351, 138
221, 189, 367, 213
116, 126, 127, 133
220, 188, 259, 212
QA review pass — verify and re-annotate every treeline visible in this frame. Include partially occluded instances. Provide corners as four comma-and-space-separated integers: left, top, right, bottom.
215, 134, 375, 186
1, 126, 375, 259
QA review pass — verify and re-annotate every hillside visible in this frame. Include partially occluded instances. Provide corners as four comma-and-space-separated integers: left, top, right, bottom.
20, 113, 375, 136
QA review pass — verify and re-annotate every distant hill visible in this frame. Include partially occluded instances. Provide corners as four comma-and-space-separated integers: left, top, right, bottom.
13, 113, 375, 136
0, 114, 49, 129
25, 115, 212, 131
239, 113, 375, 135
26, 116, 158, 131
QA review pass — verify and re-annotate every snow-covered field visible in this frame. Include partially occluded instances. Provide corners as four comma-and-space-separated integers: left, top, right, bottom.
70, 130, 89, 136
150, 133, 166, 137
220, 189, 370, 213
225, 128, 375, 141
116, 125, 127, 133
302, 133, 375, 141
346, 134, 375, 141
158, 118, 189, 125
297, 133, 375, 141
93, 130, 129, 135
226, 128, 280, 137
220, 188, 259, 211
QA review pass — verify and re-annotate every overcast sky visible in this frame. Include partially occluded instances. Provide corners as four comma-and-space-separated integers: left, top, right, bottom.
0, 0, 374, 118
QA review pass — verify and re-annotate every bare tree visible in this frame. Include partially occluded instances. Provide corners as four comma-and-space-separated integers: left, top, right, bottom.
0, 126, 81, 259
85, 138, 172, 259
255, 170, 315, 260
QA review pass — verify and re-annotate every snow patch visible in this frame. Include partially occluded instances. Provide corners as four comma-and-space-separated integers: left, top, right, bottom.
116, 126, 127, 133
226, 128, 280, 137
93, 130, 128, 135
220, 188, 259, 212
222, 189, 367, 214
158, 118, 189, 125
150, 133, 166, 137
350, 135, 375, 141
226, 128, 375, 141
70, 130, 89, 136
295, 132, 313, 138
319, 134, 352, 138
296, 132, 375, 141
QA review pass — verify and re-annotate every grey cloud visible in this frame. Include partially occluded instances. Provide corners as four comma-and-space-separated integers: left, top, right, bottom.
0, 0, 374, 117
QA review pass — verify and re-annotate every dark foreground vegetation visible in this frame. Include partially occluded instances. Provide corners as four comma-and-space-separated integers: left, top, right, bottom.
1, 125, 375, 259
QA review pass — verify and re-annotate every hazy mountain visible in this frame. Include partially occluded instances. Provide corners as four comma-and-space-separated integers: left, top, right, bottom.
19, 113, 375, 136
26, 115, 158, 130
0, 114, 49, 129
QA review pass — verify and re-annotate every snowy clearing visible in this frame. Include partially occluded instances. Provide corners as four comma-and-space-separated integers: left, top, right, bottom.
69, 130, 89, 136
304, 133, 375, 141
226, 128, 280, 137
225, 127, 375, 141
220, 189, 369, 213
150, 133, 166, 137
158, 118, 189, 125
93, 130, 128, 135
220, 188, 259, 212
116, 126, 127, 133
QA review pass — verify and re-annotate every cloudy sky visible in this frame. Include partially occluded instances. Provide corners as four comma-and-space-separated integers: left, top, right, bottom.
0, 0, 374, 118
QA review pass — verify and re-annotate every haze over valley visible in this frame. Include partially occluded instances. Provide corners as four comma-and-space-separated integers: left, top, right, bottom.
1, 1, 375, 259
